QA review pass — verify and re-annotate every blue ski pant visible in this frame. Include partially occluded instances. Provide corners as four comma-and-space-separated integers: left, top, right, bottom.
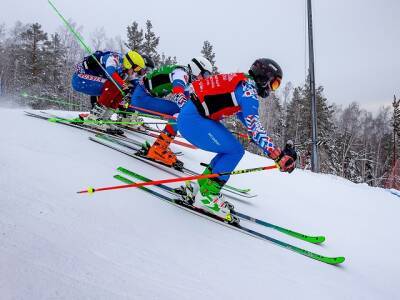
178, 101, 245, 182
130, 84, 180, 133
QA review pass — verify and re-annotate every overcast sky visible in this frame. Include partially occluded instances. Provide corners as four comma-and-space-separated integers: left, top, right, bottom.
1, 0, 399, 113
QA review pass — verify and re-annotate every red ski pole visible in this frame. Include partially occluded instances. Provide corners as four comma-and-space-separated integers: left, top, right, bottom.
128, 105, 176, 120
78, 164, 277, 194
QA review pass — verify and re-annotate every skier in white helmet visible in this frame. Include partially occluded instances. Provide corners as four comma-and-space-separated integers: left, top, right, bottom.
130, 56, 214, 168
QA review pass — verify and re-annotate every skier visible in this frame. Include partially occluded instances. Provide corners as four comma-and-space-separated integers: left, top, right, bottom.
131, 57, 213, 168
71, 50, 146, 132
176, 58, 297, 223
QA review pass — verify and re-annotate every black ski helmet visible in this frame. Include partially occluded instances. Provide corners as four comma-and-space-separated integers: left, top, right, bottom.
142, 55, 155, 70
249, 58, 283, 98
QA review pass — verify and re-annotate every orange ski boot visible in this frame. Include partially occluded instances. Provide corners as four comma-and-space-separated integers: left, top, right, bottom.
146, 132, 183, 169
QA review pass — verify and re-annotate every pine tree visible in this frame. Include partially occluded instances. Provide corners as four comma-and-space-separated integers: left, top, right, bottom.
200, 40, 218, 73
159, 53, 177, 66
125, 21, 144, 52
46, 33, 67, 97
0, 22, 28, 95
285, 87, 304, 144
18, 23, 49, 90
142, 20, 160, 66
0, 23, 5, 96
285, 77, 336, 172
0, 23, 5, 43
393, 95, 400, 140
258, 93, 283, 143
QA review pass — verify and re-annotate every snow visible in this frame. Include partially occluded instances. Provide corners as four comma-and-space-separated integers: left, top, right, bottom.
1, 107, 400, 299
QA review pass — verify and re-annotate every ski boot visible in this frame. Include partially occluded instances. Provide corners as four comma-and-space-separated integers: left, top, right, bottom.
143, 131, 183, 169
119, 111, 146, 131
177, 178, 239, 225
136, 140, 152, 156
79, 103, 124, 135
194, 192, 239, 224
174, 180, 199, 206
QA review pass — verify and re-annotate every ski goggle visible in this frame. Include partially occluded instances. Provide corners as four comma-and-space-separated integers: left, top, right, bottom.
133, 65, 143, 72
201, 70, 212, 78
258, 77, 281, 92
139, 66, 153, 76
267, 77, 281, 91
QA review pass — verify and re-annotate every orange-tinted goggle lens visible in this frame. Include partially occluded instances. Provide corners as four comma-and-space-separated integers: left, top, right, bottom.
270, 77, 281, 91
133, 65, 142, 72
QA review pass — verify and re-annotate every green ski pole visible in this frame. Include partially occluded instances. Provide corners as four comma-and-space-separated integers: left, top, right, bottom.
47, 0, 125, 97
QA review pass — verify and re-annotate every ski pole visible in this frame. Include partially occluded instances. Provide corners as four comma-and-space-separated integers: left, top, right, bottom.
47, 0, 126, 97
112, 109, 166, 121
232, 131, 250, 140
128, 105, 177, 120
47, 118, 175, 125
21, 92, 83, 109
77, 164, 277, 194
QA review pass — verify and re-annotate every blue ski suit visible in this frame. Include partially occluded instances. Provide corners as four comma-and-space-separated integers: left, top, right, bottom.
71, 51, 125, 96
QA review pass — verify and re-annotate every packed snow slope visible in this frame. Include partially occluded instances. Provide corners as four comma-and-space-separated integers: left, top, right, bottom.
1, 107, 400, 300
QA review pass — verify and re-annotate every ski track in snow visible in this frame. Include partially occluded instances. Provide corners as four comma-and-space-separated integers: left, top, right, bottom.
1, 108, 400, 299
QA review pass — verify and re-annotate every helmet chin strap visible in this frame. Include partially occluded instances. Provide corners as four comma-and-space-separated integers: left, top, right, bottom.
187, 64, 196, 83
257, 84, 270, 98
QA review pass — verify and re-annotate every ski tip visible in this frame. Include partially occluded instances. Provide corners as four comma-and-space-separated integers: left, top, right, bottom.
48, 118, 57, 123
311, 236, 326, 244
330, 256, 345, 265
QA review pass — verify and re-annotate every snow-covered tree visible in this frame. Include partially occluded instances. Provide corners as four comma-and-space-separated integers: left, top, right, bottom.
393, 95, 400, 140
142, 20, 160, 66
45, 33, 67, 96
159, 53, 177, 66
18, 23, 50, 91
90, 27, 107, 51
200, 40, 218, 73
125, 21, 144, 52
285, 77, 336, 173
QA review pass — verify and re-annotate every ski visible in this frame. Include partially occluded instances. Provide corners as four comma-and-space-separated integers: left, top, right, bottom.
25, 111, 146, 148
116, 167, 325, 244
25, 110, 124, 135
89, 134, 255, 199
93, 133, 183, 156
112, 174, 344, 265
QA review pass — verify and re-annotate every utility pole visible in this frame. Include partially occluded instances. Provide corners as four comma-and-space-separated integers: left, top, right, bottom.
393, 95, 399, 167
307, 0, 319, 172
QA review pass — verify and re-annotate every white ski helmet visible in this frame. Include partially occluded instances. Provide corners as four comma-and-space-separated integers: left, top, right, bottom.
188, 56, 213, 78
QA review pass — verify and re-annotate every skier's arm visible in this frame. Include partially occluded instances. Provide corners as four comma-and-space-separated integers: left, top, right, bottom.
237, 81, 297, 172
104, 54, 125, 87
170, 68, 190, 107
236, 81, 277, 156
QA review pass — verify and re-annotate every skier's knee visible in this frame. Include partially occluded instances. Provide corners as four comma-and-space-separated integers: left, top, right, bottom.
235, 146, 245, 160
